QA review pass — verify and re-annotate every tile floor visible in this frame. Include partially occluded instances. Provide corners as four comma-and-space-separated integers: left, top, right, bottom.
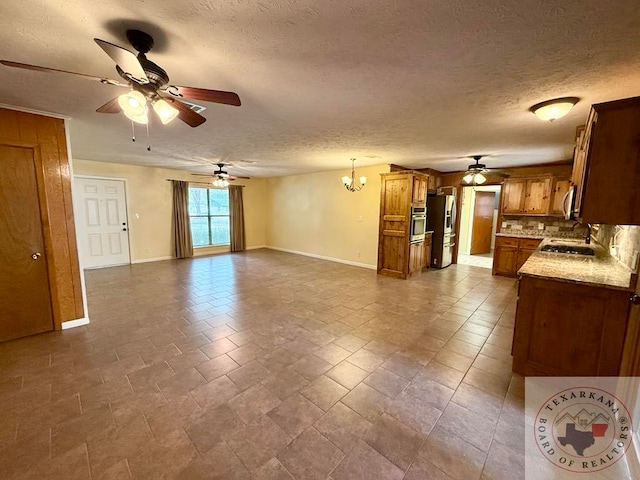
456, 252, 494, 269
0, 249, 525, 479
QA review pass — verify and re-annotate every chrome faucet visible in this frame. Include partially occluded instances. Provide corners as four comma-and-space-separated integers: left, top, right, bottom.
585, 223, 592, 244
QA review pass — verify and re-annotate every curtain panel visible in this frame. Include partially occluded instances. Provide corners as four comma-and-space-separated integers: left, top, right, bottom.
229, 185, 246, 252
172, 180, 193, 259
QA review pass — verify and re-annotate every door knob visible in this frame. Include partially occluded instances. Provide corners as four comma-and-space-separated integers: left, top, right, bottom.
631, 294, 640, 305
122, 228, 127, 231
31, 252, 41, 260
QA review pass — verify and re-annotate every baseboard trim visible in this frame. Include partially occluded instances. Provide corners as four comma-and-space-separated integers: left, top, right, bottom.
265, 246, 376, 270
61, 318, 90, 329
131, 256, 173, 264
246, 245, 266, 250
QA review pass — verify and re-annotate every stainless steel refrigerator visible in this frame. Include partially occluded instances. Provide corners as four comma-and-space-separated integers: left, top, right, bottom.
427, 194, 456, 268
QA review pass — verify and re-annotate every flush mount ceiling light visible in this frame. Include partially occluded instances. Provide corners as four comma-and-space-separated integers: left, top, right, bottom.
530, 97, 579, 122
341, 158, 367, 192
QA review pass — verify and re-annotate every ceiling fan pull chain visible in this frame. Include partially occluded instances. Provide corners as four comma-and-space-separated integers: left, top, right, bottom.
146, 122, 151, 151
131, 120, 136, 142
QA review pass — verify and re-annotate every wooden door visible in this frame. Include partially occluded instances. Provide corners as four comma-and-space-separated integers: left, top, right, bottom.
549, 178, 571, 216
0, 145, 53, 341
523, 177, 551, 214
74, 177, 130, 268
470, 191, 495, 254
501, 179, 525, 214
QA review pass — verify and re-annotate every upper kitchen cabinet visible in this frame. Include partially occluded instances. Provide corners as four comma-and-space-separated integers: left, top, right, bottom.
501, 177, 552, 215
501, 179, 526, 214
571, 96, 640, 224
411, 174, 428, 205
523, 176, 551, 214
549, 177, 571, 216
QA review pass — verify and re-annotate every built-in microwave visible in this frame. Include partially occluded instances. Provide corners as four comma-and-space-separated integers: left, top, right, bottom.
410, 206, 427, 242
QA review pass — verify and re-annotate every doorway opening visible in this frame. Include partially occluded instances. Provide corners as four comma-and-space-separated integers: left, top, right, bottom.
457, 185, 501, 269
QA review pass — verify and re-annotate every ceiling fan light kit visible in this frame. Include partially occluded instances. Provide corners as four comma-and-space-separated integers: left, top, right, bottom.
118, 90, 148, 123
530, 97, 579, 122
341, 158, 367, 192
152, 98, 179, 124
462, 155, 501, 185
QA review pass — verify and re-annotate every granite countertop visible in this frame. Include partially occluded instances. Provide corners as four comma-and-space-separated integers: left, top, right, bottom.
517, 238, 635, 291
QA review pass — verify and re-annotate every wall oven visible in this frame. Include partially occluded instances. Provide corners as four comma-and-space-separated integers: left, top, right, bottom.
410, 206, 427, 242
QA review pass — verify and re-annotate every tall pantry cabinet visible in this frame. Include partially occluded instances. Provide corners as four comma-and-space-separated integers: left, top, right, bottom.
377, 171, 431, 279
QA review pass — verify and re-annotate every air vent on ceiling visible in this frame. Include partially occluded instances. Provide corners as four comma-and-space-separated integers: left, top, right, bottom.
182, 101, 207, 114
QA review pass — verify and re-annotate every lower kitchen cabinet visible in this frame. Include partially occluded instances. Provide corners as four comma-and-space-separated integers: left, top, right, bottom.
423, 232, 432, 269
512, 276, 630, 376
408, 241, 424, 275
493, 237, 542, 277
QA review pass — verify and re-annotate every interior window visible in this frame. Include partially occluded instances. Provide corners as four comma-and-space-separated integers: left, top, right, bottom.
188, 187, 230, 246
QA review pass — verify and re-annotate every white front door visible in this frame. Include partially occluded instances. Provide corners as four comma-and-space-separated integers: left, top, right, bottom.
74, 177, 131, 268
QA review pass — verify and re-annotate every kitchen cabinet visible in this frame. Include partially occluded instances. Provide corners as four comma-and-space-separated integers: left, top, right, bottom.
378, 171, 431, 278
408, 241, 424, 275
523, 177, 551, 214
501, 179, 526, 214
549, 177, 571, 216
512, 275, 630, 376
423, 232, 432, 269
493, 236, 542, 277
571, 96, 640, 224
427, 175, 437, 192
412, 175, 427, 205
501, 177, 551, 215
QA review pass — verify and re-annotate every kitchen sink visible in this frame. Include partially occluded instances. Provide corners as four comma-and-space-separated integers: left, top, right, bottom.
540, 244, 595, 256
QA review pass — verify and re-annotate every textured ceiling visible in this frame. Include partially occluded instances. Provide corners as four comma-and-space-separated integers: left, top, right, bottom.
2, 1, 640, 176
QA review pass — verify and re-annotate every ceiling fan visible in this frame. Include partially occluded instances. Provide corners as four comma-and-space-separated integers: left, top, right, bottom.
0, 29, 241, 128
462, 155, 509, 184
192, 163, 251, 187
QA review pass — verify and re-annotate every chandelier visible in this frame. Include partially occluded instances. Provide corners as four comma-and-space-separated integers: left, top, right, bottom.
341, 158, 367, 192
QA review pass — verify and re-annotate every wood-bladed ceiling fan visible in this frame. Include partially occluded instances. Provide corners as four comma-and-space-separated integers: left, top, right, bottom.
0, 29, 241, 127
462, 155, 509, 184
192, 163, 251, 182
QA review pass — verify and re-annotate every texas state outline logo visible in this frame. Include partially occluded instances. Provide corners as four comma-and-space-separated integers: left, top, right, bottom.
534, 386, 633, 473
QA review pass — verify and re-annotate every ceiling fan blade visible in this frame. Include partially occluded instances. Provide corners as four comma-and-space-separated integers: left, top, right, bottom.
162, 85, 241, 106
167, 98, 207, 127
231, 175, 251, 180
96, 97, 121, 113
94, 38, 148, 83
0, 60, 127, 86
191, 173, 215, 177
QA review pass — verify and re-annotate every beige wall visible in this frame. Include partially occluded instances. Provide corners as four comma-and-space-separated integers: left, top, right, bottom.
265, 164, 389, 268
72, 159, 267, 263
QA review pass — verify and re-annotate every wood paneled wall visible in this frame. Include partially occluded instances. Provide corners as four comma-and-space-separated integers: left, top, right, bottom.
0, 108, 84, 327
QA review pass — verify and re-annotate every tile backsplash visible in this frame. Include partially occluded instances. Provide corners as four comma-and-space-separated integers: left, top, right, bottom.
500, 216, 588, 238
593, 224, 640, 272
